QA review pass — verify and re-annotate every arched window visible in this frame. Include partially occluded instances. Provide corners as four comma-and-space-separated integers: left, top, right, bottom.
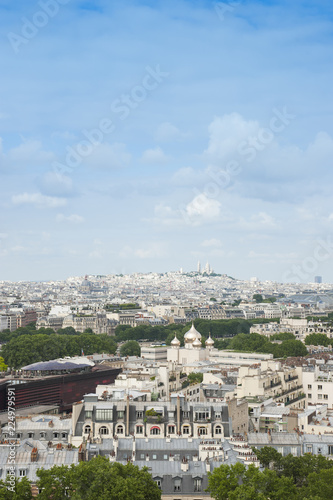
99, 426, 109, 435
198, 427, 207, 436
116, 425, 124, 434
215, 425, 222, 435
84, 425, 91, 434
150, 426, 161, 435
136, 425, 144, 434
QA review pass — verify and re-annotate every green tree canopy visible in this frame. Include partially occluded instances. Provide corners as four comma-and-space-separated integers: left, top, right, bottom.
36, 456, 161, 500
304, 333, 331, 346
120, 340, 141, 357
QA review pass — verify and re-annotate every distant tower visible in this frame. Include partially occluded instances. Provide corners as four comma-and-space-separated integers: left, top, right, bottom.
197, 261, 201, 273
205, 262, 210, 274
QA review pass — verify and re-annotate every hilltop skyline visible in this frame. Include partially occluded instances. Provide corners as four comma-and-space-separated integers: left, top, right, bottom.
1, 0, 333, 282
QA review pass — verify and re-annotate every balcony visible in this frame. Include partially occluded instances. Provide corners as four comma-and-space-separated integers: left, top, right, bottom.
285, 393, 306, 406
275, 385, 303, 398
284, 375, 298, 383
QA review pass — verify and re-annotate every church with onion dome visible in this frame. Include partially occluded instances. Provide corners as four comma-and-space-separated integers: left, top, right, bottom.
167, 322, 214, 365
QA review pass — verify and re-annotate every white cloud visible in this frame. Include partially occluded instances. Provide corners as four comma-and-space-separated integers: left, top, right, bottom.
201, 238, 222, 248
141, 147, 169, 164
83, 142, 131, 169
204, 113, 260, 162
155, 122, 187, 142
0, 137, 55, 171
120, 243, 166, 259
39, 172, 73, 197
186, 194, 221, 219
56, 214, 84, 223
12, 193, 67, 209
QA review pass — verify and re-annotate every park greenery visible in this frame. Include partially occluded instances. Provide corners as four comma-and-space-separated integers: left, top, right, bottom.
0, 317, 310, 368
207, 448, 333, 500
0, 323, 117, 369
0, 458, 161, 500
119, 340, 141, 357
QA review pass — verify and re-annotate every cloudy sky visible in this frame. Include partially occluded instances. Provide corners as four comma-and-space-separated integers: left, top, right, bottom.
1, 0, 333, 282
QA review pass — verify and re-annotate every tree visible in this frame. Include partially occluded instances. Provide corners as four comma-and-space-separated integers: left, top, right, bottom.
0, 356, 8, 371
120, 340, 141, 357
304, 333, 331, 347
252, 446, 282, 469
253, 294, 263, 303
36, 456, 161, 500
0, 477, 33, 499
208, 462, 246, 500
187, 372, 203, 384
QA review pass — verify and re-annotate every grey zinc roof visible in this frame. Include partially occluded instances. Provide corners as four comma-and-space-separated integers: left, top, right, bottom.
248, 432, 300, 445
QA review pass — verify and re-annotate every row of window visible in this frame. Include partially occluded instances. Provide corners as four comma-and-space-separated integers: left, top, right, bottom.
156, 478, 201, 492
84, 424, 224, 436
2, 432, 67, 440
307, 394, 329, 399
308, 384, 327, 391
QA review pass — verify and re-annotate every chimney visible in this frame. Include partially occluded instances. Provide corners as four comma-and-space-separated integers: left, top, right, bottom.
177, 396, 181, 435
180, 457, 189, 472
31, 447, 38, 462
126, 395, 130, 436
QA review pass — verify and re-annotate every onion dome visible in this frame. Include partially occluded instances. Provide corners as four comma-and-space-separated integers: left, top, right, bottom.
193, 338, 202, 349
205, 333, 214, 347
184, 323, 202, 342
171, 335, 180, 347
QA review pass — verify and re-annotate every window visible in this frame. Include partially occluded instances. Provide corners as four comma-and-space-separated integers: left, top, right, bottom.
84, 425, 91, 434
324, 394, 328, 400
155, 478, 162, 488
195, 411, 210, 420
40, 432, 46, 439
168, 411, 174, 418
328, 446, 333, 455
16, 433, 22, 439
53, 432, 59, 439
152, 454, 157, 460
183, 411, 189, 419
308, 384, 312, 389
306, 445, 312, 454
308, 394, 312, 399
198, 427, 207, 436
99, 426, 109, 435
318, 448, 322, 454
215, 425, 222, 435
194, 478, 202, 492
168, 425, 176, 434
137, 411, 143, 419
163, 454, 168, 460
28, 433, 34, 438
140, 453, 145, 459
19, 470, 26, 477
183, 425, 190, 435
116, 425, 124, 434
136, 425, 143, 434
61, 433, 67, 439
96, 409, 113, 421
85, 410, 92, 419
117, 411, 124, 419
215, 413, 221, 419
318, 385, 323, 390
318, 394, 323, 399
174, 478, 181, 491
150, 427, 161, 435
291, 447, 297, 456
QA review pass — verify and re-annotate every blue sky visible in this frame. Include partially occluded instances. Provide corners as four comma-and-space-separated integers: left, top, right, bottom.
1, 0, 333, 282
